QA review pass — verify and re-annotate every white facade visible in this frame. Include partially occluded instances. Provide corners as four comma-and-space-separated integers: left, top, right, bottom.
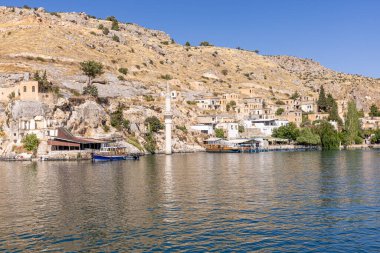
301, 103, 314, 113
216, 122, 239, 139
190, 124, 214, 135
243, 119, 289, 136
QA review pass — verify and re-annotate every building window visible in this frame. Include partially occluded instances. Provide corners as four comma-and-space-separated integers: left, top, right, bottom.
23, 86, 27, 92
32, 86, 35, 92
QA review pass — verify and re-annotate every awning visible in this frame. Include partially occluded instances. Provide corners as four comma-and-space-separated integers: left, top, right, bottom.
48, 140, 80, 147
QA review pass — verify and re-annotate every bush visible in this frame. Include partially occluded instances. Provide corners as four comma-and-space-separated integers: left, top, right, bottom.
161, 41, 169, 45
102, 27, 109, 35
185, 41, 191, 46
238, 125, 245, 133
296, 128, 321, 145
176, 125, 187, 133
110, 106, 130, 131
290, 91, 300, 100
83, 85, 98, 97
118, 75, 125, 81
111, 20, 119, 31
160, 74, 172, 80
144, 132, 157, 154
199, 41, 212, 46
143, 95, 154, 102
272, 123, 299, 141
145, 116, 163, 133
98, 24, 104, 30
275, 100, 285, 105
112, 35, 120, 42
221, 69, 228, 76
22, 134, 40, 153
275, 108, 284, 116
118, 68, 128, 75
215, 128, 225, 138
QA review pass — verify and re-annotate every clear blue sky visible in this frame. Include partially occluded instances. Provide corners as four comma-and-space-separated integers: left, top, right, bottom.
1, 0, 380, 77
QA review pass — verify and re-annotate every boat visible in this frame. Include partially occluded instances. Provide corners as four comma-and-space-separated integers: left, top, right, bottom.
92, 146, 141, 162
205, 144, 241, 153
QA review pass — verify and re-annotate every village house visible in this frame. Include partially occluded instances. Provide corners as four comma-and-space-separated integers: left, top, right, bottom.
189, 124, 214, 135
283, 111, 303, 126
215, 122, 239, 139
0, 81, 40, 102
361, 117, 380, 130
307, 113, 329, 122
220, 92, 240, 111
194, 96, 221, 110
243, 119, 289, 137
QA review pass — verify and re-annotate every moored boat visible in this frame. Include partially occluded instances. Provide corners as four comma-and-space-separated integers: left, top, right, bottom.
92, 147, 141, 162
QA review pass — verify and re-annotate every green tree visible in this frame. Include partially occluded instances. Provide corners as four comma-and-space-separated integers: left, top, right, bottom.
272, 123, 300, 141
327, 95, 343, 126
313, 121, 340, 150
22, 134, 40, 153
144, 132, 157, 154
296, 128, 321, 145
275, 108, 284, 116
111, 20, 119, 31
185, 41, 191, 46
369, 104, 380, 117
110, 105, 130, 131
344, 101, 361, 145
80, 61, 104, 86
145, 116, 163, 133
317, 85, 327, 112
215, 128, 225, 138
290, 91, 300, 100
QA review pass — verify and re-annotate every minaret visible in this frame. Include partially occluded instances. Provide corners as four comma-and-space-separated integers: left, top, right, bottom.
164, 83, 173, 155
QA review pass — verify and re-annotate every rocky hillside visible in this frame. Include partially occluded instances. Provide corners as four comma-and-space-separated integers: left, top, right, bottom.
0, 6, 379, 153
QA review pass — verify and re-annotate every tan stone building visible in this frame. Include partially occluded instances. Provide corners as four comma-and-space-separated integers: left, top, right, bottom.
0, 81, 39, 102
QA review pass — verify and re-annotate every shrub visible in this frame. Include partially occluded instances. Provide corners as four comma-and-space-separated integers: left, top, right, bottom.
161, 41, 169, 45
8, 91, 15, 100
112, 35, 120, 42
176, 125, 187, 133
144, 132, 157, 154
160, 74, 172, 80
221, 69, 228, 76
50, 12, 61, 17
290, 91, 300, 100
275, 100, 285, 105
275, 108, 284, 116
127, 136, 144, 151
103, 125, 110, 133
102, 27, 109, 35
111, 20, 119, 31
22, 134, 40, 153
118, 75, 125, 81
215, 128, 225, 138
143, 95, 154, 102
83, 85, 98, 97
98, 24, 104, 30
296, 128, 321, 145
238, 125, 245, 133
185, 41, 191, 46
110, 106, 130, 131
199, 41, 212, 46
145, 116, 163, 133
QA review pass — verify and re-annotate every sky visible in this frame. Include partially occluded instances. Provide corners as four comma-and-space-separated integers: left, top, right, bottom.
1, 0, 380, 77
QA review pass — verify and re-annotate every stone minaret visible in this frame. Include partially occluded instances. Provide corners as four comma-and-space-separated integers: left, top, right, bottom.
164, 83, 173, 155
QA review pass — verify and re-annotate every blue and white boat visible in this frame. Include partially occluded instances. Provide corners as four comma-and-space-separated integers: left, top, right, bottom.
92, 147, 141, 162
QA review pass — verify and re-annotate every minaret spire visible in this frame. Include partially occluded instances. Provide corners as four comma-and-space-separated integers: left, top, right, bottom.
164, 82, 173, 155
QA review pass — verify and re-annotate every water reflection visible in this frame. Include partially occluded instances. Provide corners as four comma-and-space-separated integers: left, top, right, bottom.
0, 151, 379, 251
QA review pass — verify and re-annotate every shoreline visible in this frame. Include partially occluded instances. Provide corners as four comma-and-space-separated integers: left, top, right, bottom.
1, 144, 380, 162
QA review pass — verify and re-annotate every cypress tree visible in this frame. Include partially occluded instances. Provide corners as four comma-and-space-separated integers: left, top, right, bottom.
344, 101, 361, 145
317, 85, 327, 112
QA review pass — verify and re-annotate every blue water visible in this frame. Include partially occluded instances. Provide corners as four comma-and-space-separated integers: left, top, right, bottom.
0, 150, 379, 252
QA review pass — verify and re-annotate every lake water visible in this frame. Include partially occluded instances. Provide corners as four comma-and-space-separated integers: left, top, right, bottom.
0, 151, 379, 252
